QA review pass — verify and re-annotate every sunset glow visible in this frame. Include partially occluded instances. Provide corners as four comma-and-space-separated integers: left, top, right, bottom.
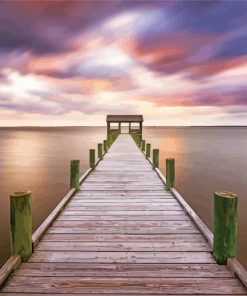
0, 1, 246, 126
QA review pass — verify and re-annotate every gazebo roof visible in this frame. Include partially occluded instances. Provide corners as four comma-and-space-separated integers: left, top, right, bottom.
106, 115, 143, 123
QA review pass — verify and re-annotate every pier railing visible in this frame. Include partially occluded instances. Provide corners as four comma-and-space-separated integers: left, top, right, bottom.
0, 131, 120, 286
130, 131, 247, 288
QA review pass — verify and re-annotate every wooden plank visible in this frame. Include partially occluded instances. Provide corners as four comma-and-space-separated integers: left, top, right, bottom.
47, 225, 199, 234
228, 258, 247, 289
41, 233, 207, 242
69, 199, 177, 203
65, 204, 182, 211
36, 240, 210, 252
14, 262, 232, 278
76, 191, 172, 196
171, 188, 213, 246
56, 214, 190, 221
79, 168, 92, 184
60, 210, 185, 216
0, 256, 21, 286
2, 277, 246, 294
1, 294, 245, 296
52, 220, 194, 227
32, 188, 76, 247
29, 251, 214, 263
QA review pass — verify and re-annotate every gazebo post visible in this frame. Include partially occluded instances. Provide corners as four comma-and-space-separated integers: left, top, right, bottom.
140, 122, 143, 140
106, 115, 143, 138
107, 122, 110, 139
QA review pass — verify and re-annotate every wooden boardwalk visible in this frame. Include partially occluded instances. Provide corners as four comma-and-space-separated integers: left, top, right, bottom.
1, 134, 246, 295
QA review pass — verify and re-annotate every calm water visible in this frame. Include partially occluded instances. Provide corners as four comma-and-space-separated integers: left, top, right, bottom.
0, 127, 246, 269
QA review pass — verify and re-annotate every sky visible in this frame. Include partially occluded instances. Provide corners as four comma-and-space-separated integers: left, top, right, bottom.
0, 0, 246, 126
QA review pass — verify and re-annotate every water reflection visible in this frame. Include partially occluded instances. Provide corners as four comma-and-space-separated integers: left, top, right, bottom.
0, 127, 106, 267
144, 127, 247, 270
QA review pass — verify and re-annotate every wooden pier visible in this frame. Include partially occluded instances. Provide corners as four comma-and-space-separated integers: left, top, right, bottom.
1, 132, 247, 295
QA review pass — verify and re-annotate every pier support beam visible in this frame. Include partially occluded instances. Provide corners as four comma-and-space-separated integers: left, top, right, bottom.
107, 122, 110, 139
140, 122, 142, 140
103, 140, 107, 153
70, 160, 80, 190
10, 191, 32, 262
152, 149, 159, 169
98, 143, 103, 160
141, 140, 146, 152
89, 149, 95, 169
146, 143, 151, 159
166, 158, 175, 191
213, 191, 238, 265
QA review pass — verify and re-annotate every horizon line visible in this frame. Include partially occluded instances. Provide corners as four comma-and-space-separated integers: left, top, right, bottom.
0, 125, 246, 128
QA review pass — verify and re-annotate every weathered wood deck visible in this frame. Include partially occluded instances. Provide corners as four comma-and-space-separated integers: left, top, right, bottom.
1, 134, 246, 295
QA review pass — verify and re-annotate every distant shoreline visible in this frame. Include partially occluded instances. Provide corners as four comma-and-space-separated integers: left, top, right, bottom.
0, 126, 246, 129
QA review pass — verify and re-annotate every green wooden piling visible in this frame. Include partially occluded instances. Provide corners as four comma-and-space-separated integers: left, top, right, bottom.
98, 143, 103, 160
166, 158, 175, 191
70, 160, 80, 190
141, 140, 146, 152
103, 140, 107, 153
152, 149, 159, 169
89, 149, 95, 169
146, 143, 151, 159
109, 134, 113, 146
138, 135, 142, 148
10, 191, 32, 262
213, 191, 238, 265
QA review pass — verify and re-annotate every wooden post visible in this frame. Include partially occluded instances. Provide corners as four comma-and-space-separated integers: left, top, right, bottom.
89, 149, 95, 169
10, 191, 32, 262
152, 149, 159, 169
129, 122, 131, 134
70, 160, 80, 190
140, 122, 143, 140
138, 136, 142, 148
107, 122, 110, 139
141, 140, 146, 152
103, 140, 107, 153
108, 135, 112, 147
98, 143, 103, 160
146, 143, 151, 159
119, 122, 121, 134
166, 158, 175, 191
213, 191, 238, 265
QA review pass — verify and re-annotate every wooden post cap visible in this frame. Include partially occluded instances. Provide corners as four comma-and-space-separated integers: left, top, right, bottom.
10, 191, 31, 198
215, 191, 237, 199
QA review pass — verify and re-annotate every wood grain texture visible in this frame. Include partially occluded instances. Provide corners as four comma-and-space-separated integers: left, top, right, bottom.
0, 256, 21, 286
2, 277, 246, 294
14, 262, 232, 277
1, 134, 246, 295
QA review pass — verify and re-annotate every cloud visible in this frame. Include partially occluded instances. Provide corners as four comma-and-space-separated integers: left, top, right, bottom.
0, 1, 246, 126
0, 1, 124, 55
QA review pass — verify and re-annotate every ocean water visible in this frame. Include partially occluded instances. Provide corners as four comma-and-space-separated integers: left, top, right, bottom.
0, 126, 246, 269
